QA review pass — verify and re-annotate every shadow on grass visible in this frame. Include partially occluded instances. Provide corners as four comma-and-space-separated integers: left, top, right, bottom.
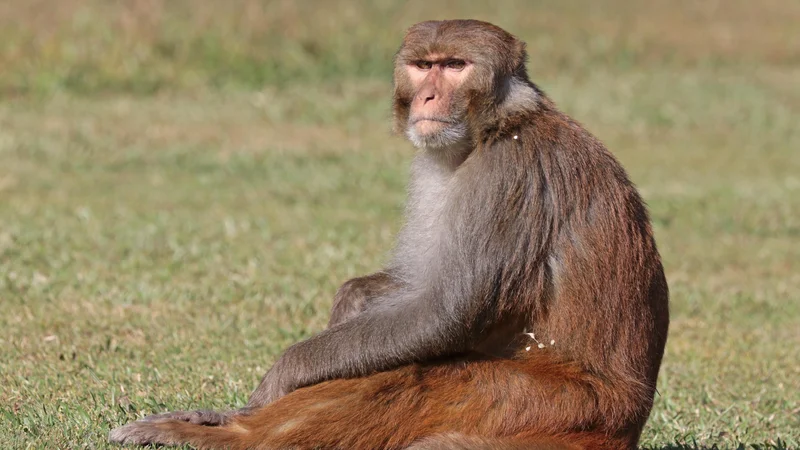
643, 443, 792, 450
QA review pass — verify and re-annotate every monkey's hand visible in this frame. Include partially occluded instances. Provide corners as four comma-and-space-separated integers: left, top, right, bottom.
135, 407, 254, 426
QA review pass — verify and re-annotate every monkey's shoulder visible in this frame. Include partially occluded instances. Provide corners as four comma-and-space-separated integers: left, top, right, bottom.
483, 106, 595, 148
483, 107, 621, 168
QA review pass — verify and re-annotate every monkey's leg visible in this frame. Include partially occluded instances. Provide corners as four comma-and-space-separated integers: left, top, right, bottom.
108, 355, 637, 449
328, 271, 398, 327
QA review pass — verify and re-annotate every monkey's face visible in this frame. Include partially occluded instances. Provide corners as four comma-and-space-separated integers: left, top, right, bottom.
403, 55, 472, 149
393, 20, 528, 151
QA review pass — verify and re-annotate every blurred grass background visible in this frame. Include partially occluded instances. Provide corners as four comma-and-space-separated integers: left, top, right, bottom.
0, 0, 798, 448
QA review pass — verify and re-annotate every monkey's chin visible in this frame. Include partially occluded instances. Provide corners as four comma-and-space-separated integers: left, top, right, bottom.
406, 122, 468, 150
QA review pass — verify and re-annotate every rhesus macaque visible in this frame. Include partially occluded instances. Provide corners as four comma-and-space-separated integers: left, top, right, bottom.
109, 19, 669, 450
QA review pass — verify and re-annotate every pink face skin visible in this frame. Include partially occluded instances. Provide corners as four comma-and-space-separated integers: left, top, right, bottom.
405, 54, 473, 139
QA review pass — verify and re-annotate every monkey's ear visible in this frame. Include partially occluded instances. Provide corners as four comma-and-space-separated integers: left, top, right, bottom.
511, 39, 528, 76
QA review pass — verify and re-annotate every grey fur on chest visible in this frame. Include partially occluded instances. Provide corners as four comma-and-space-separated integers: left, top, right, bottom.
390, 152, 458, 280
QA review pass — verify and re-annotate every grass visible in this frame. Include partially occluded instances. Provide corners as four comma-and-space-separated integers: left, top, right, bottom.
1, 1, 799, 448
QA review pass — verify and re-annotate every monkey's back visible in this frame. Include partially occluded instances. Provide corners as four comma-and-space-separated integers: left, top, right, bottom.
474, 101, 670, 430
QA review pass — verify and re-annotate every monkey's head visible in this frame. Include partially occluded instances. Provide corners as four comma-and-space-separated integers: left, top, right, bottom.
393, 20, 529, 150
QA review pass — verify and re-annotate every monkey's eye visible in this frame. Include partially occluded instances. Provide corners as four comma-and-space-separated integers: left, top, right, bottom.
445, 60, 467, 71
415, 61, 433, 70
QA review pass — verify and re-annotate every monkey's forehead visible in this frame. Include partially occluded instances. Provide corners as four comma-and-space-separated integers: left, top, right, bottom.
397, 20, 520, 63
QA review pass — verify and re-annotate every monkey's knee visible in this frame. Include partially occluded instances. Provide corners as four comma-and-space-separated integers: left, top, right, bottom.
329, 272, 396, 327
328, 278, 371, 326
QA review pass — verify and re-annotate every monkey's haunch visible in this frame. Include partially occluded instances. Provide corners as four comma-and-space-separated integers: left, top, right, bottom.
111, 354, 630, 449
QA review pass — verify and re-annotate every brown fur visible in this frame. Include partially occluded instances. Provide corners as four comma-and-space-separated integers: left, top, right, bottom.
109, 20, 669, 450
328, 271, 398, 327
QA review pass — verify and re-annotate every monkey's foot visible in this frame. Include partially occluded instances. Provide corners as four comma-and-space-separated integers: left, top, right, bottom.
108, 409, 244, 445
108, 419, 171, 445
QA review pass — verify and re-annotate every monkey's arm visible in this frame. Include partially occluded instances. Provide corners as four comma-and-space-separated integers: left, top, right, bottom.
246, 144, 546, 408
246, 227, 497, 408
247, 284, 479, 407
328, 271, 400, 327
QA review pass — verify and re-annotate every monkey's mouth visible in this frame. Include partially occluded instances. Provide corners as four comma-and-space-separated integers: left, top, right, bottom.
410, 118, 458, 136
411, 117, 456, 125
410, 119, 454, 137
